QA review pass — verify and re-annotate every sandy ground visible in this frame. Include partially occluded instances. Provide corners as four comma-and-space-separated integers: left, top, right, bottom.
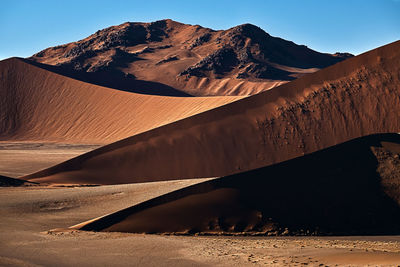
1, 182, 400, 267
0, 143, 101, 177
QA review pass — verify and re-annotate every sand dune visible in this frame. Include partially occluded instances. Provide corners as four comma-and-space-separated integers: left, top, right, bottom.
2, 182, 400, 266
0, 58, 242, 143
25, 40, 400, 185
73, 134, 400, 235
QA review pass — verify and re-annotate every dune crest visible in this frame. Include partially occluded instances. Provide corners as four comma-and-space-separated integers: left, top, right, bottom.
72, 134, 400, 235
24, 40, 400, 185
0, 58, 242, 143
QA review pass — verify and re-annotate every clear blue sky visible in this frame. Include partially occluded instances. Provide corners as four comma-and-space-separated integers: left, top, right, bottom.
1, 0, 399, 60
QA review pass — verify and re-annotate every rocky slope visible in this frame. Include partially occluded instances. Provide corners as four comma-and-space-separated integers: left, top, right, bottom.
29, 19, 352, 96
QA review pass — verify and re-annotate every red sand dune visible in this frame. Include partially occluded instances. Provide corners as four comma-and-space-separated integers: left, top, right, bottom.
0, 58, 242, 143
29, 19, 351, 96
72, 134, 400, 235
24, 40, 400, 185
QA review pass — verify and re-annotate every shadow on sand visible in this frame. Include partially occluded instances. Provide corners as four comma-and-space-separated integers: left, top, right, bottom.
77, 133, 400, 235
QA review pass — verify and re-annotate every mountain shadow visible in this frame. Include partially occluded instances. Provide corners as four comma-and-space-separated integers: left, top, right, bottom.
23, 59, 192, 97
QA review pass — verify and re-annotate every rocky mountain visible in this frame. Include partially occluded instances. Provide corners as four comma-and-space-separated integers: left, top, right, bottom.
29, 19, 352, 96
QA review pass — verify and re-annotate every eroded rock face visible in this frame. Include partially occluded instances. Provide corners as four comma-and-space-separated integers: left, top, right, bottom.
34, 21, 169, 58
179, 23, 352, 79
180, 47, 239, 77
29, 19, 352, 96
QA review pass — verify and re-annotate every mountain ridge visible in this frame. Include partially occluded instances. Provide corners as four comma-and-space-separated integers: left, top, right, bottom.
29, 19, 353, 96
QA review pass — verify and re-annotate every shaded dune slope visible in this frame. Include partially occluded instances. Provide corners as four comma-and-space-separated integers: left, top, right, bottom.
24, 59, 192, 97
0, 58, 242, 143
25, 40, 400, 185
0, 175, 37, 187
73, 134, 400, 235
27, 58, 287, 97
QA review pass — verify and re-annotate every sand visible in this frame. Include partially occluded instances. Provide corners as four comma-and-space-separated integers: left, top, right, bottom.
2, 19, 400, 266
24, 40, 400, 185
1, 183, 399, 266
0, 175, 36, 186
71, 134, 400, 236
0, 142, 101, 177
0, 58, 242, 143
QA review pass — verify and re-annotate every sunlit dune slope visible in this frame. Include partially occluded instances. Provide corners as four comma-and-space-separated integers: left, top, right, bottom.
0, 58, 242, 143
72, 134, 400, 235
25, 40, 400, 185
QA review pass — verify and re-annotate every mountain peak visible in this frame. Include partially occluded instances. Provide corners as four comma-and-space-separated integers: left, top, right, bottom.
29, 19, 352, 96
229, 23, 270, 37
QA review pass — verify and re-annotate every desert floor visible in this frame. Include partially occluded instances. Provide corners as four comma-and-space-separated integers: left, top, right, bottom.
0, 142, 101, 177
1, 143, 400, 266
1, 181, 400, 266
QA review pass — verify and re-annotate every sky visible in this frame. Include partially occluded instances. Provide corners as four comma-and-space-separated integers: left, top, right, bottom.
1, 0, 399, 60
